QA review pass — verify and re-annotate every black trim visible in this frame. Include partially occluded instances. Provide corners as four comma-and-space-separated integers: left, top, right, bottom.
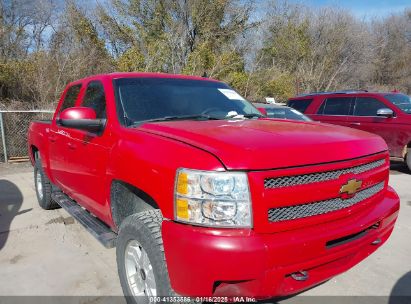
59, 118, 106, 133
326, 223, 379, 249
228, 150, 388, 172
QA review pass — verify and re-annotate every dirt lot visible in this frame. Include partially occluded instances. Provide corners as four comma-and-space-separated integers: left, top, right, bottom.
0, 162, 410, 303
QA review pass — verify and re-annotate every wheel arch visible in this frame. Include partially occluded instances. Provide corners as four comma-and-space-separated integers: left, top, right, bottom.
30, 145, 39, 164
110, 179, 161, 230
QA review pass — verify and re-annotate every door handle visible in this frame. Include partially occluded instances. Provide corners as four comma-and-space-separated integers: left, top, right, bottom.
67, 142, 77, 150
350, 122, 361, 126
49, 136, 57, 142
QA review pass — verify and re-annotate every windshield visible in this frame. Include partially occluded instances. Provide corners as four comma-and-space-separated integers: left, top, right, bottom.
384, 93, 411, 114
265, 107, 311, 121
113, 78, 262, 125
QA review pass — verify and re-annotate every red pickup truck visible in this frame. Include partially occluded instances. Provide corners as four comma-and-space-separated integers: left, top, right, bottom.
28, 73, 400, 302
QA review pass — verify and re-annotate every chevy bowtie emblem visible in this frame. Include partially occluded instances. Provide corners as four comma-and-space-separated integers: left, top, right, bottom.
340, 179, 362, 196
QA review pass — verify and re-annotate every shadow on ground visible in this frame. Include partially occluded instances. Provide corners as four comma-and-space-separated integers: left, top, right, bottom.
0, 179, 26, 250
389, 271, 411, 304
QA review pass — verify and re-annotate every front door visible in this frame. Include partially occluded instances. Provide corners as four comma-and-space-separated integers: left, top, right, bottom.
348, 97, 400, 156
48, 84, 82, 191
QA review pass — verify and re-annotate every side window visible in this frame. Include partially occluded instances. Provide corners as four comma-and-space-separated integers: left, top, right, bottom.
318, 97, 353, 115
60, 84, 82, 112
287, 99, 313, 113
82, 81, 106, 119
353, 97, 388, 116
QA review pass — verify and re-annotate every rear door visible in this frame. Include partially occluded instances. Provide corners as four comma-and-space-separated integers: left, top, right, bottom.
309, 96, 354, 127
49, 84, 82, 189
63, 80, 112, 219
349, 96, 399, 155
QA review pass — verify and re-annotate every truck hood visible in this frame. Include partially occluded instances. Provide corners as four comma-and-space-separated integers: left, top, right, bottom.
138, 119, 387, 170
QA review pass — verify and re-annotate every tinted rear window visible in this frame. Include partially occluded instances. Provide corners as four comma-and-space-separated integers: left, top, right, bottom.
287, 99, 313, 113
60, 84, 82, 112
82, 81, 107, 119
318, 97, 353, 115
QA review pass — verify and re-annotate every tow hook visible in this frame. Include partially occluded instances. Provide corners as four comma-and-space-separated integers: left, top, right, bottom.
290, 270, 309, 281
371, 238, 382, 245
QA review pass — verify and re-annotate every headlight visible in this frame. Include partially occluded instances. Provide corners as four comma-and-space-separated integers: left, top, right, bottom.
174, 168, 252, 228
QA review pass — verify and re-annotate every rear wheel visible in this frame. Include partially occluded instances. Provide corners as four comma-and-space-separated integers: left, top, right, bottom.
34, 156, 59, 210
406, 151, 411, 172
117, 210, 174, 304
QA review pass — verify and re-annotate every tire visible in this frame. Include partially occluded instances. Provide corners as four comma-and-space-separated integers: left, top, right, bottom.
406, 152, 411, 172
34, 156, 59, 210
116, 210, 174, 304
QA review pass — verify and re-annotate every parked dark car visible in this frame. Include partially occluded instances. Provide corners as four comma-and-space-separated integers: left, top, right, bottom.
287, 91, 411, 170
254, 103, 312, 121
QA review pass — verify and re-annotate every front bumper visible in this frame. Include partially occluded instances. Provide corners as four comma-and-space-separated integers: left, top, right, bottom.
162, 186, 399, 299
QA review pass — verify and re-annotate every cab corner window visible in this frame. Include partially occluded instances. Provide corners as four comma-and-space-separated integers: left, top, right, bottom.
82, 81, 107, 119
318, 97, 352, 115
60, 84, 82, 112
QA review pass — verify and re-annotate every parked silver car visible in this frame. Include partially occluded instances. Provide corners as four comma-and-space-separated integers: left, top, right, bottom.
254, 103, 312, 121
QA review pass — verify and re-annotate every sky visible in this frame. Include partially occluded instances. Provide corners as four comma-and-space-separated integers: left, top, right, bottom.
298, 0, 410, 18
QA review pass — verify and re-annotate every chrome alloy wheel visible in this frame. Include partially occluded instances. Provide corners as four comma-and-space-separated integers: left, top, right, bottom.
125, 240, 157, 297
36, 170, 43, 200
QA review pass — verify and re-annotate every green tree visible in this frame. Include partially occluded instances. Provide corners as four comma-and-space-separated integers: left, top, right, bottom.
97, 0, 252, 74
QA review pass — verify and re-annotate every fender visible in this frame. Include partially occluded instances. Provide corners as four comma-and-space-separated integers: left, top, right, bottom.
104, 127, 225, 227
28, 122, 53, 181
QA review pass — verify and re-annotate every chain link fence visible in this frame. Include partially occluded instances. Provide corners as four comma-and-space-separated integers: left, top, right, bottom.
0, 110, 54, 163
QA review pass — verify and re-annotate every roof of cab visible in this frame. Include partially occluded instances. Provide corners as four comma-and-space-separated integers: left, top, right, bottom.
70, 72, 220, 85
289, 90, 401, 100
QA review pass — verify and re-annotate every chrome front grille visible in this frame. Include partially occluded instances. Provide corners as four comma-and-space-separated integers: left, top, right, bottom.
267, 182, 384, 222
264, 159, 386, 189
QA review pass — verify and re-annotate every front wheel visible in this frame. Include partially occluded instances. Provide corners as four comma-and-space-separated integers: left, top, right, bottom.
116, 210, 174, 304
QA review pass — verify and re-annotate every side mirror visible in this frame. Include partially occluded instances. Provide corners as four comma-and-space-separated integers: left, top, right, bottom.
376, 108, 394, 118
257, 107, 267, 116
59, 107, 105, 132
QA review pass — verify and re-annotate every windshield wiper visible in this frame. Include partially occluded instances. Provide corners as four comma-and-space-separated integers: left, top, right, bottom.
225, 113, 264, 119
130, 114, 221, 126
129, 113, 263, 127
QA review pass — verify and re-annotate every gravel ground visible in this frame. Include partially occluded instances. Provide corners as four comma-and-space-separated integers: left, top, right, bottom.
0, 162, 410, 304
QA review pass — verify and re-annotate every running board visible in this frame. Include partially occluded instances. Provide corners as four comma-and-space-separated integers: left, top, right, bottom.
51, 192, 117, 248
